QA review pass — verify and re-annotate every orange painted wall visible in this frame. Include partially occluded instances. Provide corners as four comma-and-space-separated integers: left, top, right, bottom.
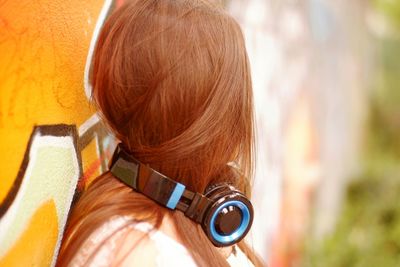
0, 0, 119, 265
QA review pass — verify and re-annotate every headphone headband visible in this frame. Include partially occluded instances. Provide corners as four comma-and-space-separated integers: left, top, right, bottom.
109, 144, 253, 247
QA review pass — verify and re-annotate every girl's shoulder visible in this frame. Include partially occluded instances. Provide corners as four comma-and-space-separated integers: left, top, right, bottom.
69, 215, 255, 267
69, 215, 197, 267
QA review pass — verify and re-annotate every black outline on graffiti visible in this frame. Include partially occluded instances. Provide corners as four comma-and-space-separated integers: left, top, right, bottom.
0, 119, 113, 220
0, 124, 81, 219
0, 0, 118, 221
78, 116, 110, 174
0, 1, 119, 264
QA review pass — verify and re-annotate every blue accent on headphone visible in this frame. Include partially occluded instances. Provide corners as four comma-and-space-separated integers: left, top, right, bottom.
109, 144, 253, 247
209, 200, 251, 244
166, 183, 186, 209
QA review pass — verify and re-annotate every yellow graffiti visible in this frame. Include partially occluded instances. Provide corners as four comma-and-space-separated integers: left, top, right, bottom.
0, 135, 79, 263
0, 199, 58, 267
0, 0, 106, 202
0, 0, 116, 266
81, 137, 102, 189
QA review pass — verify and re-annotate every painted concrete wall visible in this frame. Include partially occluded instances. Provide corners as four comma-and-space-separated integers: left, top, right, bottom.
0, 1, 120, 266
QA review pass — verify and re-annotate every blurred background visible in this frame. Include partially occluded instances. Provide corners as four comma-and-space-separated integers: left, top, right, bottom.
225, 0, 400, 266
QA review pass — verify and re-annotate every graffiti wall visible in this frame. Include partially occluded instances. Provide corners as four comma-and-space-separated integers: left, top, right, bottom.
0, 0, 121, 266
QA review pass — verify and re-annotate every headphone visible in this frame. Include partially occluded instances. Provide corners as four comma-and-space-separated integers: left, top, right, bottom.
109, 144, 254, 247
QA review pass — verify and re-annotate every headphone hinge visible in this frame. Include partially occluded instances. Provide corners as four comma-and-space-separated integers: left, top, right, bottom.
185, 193, 212, 223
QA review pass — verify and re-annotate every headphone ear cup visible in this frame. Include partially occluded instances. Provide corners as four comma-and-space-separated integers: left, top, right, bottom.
202, 184, 253, 247
205, 183, 234, 199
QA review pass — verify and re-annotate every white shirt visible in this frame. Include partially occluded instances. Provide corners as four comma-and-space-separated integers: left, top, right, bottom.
69, 215, 255, 267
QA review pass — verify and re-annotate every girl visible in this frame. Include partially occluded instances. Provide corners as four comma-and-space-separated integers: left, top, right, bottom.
57, 0, 263, 266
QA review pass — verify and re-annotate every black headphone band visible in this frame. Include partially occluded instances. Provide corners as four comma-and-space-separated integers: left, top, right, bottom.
109, 143, 253, 247
109, 144, 213, 223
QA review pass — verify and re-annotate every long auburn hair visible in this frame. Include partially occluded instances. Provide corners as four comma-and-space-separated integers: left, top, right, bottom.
57, 0, 262, 266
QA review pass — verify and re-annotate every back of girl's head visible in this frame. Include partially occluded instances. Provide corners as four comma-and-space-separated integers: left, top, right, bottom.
57, 2, 261, 266
92, 0, 254, 195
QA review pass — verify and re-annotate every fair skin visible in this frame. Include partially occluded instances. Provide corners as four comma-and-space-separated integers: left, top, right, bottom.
112, 214, 233, 266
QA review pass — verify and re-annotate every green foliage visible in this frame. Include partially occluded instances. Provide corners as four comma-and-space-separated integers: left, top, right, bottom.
372, 0, 400, 29
303, 161, 400, 267
301, 1, 400, 266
